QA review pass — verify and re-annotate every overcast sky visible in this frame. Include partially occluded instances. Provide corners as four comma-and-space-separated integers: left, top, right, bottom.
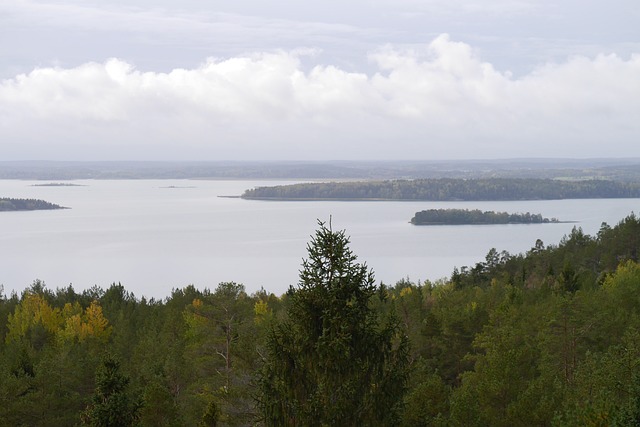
1, 0, 639, 161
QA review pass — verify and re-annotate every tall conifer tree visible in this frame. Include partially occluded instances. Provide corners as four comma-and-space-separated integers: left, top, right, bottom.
258, 220, 408, 426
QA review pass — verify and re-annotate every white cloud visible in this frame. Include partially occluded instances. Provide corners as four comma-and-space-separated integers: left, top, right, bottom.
1, 35, 639, 160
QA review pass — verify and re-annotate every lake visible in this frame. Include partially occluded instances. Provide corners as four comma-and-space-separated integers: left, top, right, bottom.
1, 179, 639, 298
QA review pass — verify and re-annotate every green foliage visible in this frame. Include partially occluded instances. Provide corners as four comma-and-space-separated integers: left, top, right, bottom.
242, 178, 640, 201
201, 398, 220, 426
411, 209, 557, 225
402, 372, 450, 426
139, 370, 182, 426
257, 220, 409, 426
82, 354, 140, 426
0, 213, 640, 425
183, 281, 258, 424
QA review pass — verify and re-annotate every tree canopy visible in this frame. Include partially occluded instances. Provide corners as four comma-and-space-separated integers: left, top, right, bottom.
257, 220, 409, 426
411, 209, 559, 225
1, 214, 640, 425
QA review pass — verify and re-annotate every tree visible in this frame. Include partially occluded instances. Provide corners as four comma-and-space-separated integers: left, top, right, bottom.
201, 398, 220, 427
183, 282, 257, 425
257, 220, 408, 426
138, 369, 183, 427
82, 354, 140, 426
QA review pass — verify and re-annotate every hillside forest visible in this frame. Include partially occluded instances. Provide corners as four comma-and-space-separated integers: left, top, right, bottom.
1, 214, 640, 425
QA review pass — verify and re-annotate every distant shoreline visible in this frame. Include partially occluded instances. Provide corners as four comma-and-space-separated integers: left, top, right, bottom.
2, 159, 640, 181
240, 197, 441, 201
241, 178, 640, 201
410, 221, 578, 226
240, 196, 623, 202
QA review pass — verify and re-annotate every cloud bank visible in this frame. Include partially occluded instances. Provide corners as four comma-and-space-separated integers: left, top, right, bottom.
1, 35, 639, 160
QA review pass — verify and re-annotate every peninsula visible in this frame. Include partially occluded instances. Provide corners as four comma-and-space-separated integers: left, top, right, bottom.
241, 178, 640, 201
0, 198, 67, 211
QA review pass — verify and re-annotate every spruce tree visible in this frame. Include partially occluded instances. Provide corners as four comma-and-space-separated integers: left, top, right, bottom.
82, 354, 140, 426
258, 220, 408, 426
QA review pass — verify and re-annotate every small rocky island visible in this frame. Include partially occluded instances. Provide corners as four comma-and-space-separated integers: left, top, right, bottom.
0, 198, 67, 211
411, 209, 560, 225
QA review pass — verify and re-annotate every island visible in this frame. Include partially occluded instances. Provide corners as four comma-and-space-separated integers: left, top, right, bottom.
0, 198, 67, 211
32, 183, 85, 187
241, 178, 640, 201
410, 209, 560, 225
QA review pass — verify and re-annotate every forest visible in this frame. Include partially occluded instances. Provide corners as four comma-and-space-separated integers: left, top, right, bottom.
2, 213, 640, 425
410, 209, 559, 225
3, 159, 640, 181
241, 178, 640, 201
0, 198, 66, 211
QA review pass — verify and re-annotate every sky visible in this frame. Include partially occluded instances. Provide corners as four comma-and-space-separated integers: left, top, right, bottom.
1, 0, 639, 161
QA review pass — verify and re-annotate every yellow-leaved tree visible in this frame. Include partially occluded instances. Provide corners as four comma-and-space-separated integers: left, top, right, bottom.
6, 293, 112, 347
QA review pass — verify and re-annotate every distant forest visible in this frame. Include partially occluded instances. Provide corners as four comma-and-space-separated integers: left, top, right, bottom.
2, 214, 640, 425
1, 159, 640, 181
242, 178, 640, 201
0, 198, 66, 211
411, 209, 559, 225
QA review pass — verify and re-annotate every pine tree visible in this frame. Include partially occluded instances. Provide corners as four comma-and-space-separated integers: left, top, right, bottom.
258, 220, 408, 426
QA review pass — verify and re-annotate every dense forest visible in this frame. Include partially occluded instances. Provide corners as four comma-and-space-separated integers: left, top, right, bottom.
242, 178, 640, 201
0, 198, 66, 211
411, 209, 559, 225
2, 214, 640, 425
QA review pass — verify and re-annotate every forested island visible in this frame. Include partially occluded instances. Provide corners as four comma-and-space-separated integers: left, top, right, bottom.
0, 198, 66, 211
242, 178, 640, 201
411, 209, 560, 225
2, 214, 640, 425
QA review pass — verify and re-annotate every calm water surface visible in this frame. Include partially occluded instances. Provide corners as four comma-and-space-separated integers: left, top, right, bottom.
1, 179, 639, 298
